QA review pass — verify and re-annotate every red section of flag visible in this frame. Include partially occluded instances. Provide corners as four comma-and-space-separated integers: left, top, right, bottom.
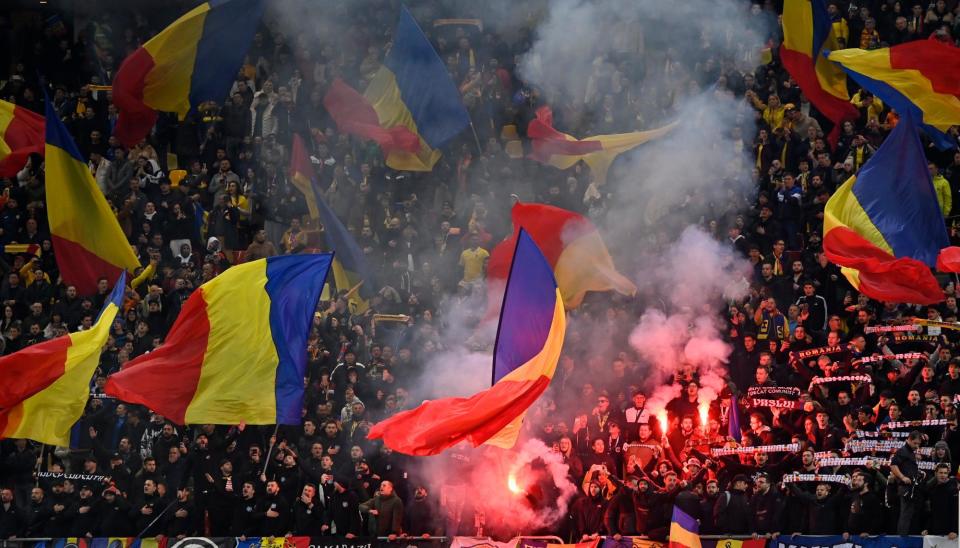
51, 234, 127, 296
527, 106, 603, 161
105, 291, 210, 424
824, 226, 944, 304
0, 105, 44, 177
323, 78, 420, 154
112, 47, 160, 147
367, 376, 551, 456
0, 335, 72, 409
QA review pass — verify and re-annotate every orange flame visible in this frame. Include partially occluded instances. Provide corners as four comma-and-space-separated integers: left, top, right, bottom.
698, 402, 710, 434
657, 410, 668, 437
507, 473, 522, 494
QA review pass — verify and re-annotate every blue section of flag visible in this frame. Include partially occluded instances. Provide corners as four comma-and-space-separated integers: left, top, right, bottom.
850, 114, 950, 265
492, 229, 559, 383
383, 6, 470, 148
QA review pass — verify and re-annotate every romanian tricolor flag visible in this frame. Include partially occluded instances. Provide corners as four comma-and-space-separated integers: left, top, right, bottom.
289, 133, 322, 220
368, 229, 566, 455
487, 202, 636, 310
362, 7, 470, 171
701, 540, 765, 548
824, 114, 949, 305
0, 274, 125, 445
290, 134, 373, 313
668, 506, 701, 548
527, 106, 677, 184
780, 0, 859, 143
323, 78, 421, 157
0, 99, 44, 177
104, 254, 332, 425
45, 96, 141, 295
112, 0, 265, 147
828, 41, 960, 149
4, 243, 41, 258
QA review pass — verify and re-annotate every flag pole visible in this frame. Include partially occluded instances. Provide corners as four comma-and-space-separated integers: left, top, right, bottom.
469, 121, 483, 154
34, 444, 45, 487
261, 423, 281, 476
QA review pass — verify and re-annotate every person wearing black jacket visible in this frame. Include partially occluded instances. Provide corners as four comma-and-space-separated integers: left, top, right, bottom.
230, 481, 261, 536
208, 459, 239, 535
328, 482, 362, 537
750, 473, 784, 534
845, 469, 884, 536
571, 481, 607, 540
164, 487, 198, 538
292, 484, 327, 536
788, 481, 848, 534
713, 475, 751, 535
259, 480, 290, 536
0, 487, 21, 539
95, 488, 130, 536
68, 485, 99, 537
699, 480, 722, 534
43, 481, 73, 537
22, 487, 50, 537
603, 477, 638, 536
130, 478, 163, 537
923, 464, 959, 536
405, 486, 439, 537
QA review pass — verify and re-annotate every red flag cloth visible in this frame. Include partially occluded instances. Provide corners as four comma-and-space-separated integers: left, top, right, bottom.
487, 202, 636, 309
323, 78, 420, 154
0, 100, 44, 177
824, 227, 944, 304
527, 106, 603, 160
937, 246, 960, 273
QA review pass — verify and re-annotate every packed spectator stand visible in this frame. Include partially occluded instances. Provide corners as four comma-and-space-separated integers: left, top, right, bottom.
0, 0, 959, 544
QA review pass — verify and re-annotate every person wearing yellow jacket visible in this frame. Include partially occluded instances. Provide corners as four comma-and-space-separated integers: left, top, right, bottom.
747, 91, 787, 132
930, 163, 952, 217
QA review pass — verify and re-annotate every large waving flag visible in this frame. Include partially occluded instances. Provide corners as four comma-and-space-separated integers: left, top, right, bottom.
669, 506, 701, 548
0, 274, 125, 445
290, 134, 373, 313
363, 7, 470, 171
368, 230, 566, 455
0, 99, 44, 177
289, 133, 322, 220
104, 254, 332, 425
828, 41, 960, 149
487, 202, 636, 309
823, 115, 949, 304
46, 97, 141, 295
780, 0, 859, 143
112, 0, 265, 147
323, 78, 421, 156
527, 106, 677, 184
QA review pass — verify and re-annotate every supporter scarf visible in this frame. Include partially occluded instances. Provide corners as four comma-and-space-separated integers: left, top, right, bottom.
856, 352, 926, 364
913, 319, 960, 331
790, 345, 845, 362
782, 472, 851, 485
710, 443, 799, 456
880, 418, 947, 429
855, 430, 911, 438
810, 374, 871, 385
864, 324, 922, 333
747, 386, 802, 397
846, 440, 935, 455
37, 471, 112, 482
750, 398, 802, 410
893, 333, 940, 343
817, 457, 937, 470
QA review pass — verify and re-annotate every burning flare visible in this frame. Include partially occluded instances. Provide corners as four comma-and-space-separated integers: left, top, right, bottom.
699, 402, 710, 434
507, 473, 522, 495
657, 410, 668, 438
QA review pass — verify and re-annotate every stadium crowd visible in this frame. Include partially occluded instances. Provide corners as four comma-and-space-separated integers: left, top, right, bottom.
1, 0, 960, 542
